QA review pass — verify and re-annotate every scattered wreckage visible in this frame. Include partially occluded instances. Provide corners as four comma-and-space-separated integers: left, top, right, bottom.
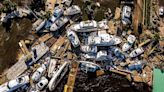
0, 0, 163, 92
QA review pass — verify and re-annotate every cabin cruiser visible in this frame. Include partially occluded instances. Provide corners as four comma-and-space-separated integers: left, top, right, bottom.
0, 75, 29, 92
50, 16, 69, 31
45, 6, 64, 29
159, 6, 164, 16
79, 61, 102, 73
127, 60, 145, 71
121, 5, 132, 25
31, 63, 47, 82
70, 20, 98, 32
110, 47, 125, 61
64, 5, 81, 16
66, 28, 80, 47
80, 45, 97, 53
36, 77, 48, 91
32, 19, 46, 32
129, 47, 144, 58
122, 35, 136, 52
48, 62, 69, 91
96, 50, 108, 61
88, 33, 122, 46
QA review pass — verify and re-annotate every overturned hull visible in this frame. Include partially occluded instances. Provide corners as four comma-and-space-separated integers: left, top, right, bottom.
48, 62, 69, 91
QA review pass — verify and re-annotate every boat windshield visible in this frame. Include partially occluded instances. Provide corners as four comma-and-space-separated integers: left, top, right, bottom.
17, 78, 23, 83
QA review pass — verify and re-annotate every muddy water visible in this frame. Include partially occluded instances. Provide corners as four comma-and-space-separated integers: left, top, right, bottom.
0, 18, 32, 74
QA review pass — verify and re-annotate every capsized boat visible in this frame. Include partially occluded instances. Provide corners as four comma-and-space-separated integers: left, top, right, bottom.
79, 61, 102, 73
48, 61, 69, 91
64, 5, 81, 16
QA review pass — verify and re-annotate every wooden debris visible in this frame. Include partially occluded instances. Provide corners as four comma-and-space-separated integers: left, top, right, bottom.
96, 70, 105, 76
138, 39, 151, 47
64, 61, 79, 92
18, 40, 30, 55
114, 7, 121, 20
108, 21, 117, 35
50, 35, 66, 54
38, 33, 53, 43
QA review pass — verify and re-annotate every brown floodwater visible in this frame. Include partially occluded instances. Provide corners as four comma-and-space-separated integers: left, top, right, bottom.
0, 18, 32, 74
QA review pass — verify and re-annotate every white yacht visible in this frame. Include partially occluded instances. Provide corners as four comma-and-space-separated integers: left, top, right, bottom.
0, 75, 29, 92
31, 64, 47, 82
71, 20, 98, 32
50, 16, 69, 31
122, 35, 136, 52
129, 47, 144, 58
66, 28, 80, 47
121, 5, 132, 25
88, 33, 122, 46
159, 6, 164, 16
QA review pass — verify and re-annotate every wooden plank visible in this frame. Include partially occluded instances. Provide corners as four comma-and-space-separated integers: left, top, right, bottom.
45, 0, 56, 14
38, 33, 53, 43
50, 35, 66, 54
46, 37, 57, 47
64, 61, 79, 92
60, 40, 70, 58
114, 7, 121, 20
55, 47, 65, 57
18, 40, 30, 55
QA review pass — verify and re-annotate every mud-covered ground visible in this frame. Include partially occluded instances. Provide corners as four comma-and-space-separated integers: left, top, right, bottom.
55, 71, 151, 92
0, 18, 32, 74
73, 0, 120, 21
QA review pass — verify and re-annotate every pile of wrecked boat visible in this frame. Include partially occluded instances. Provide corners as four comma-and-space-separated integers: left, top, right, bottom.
0, 0, 163, 92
